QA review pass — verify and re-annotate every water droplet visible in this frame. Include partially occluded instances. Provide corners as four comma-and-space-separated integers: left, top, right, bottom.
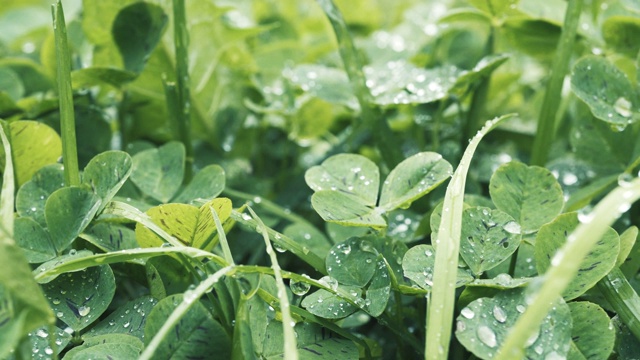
68, 249, 77, 256
273, 243, 287, 253
36, 329, 48, 338
562, 173, 578, 186
44, 347, 53, 355
460, 307, 475, 319
339, 243, 351, 255
424, 249, 433, 257
618, 172, 634, 187
253, 196, 262, 204
525, 329, 539, 346
123, 321, 131, 328
318, 276, 338, 291
545, 351, 564, 360
456, 320, 466, 332
516, 304, 526, 313
493, 305, 507, 323
183, 290, 198, 303
477, 325, 497, 347
614, 97, 632, 118
56, 312, 64, 318
503, 221, 521, 234
577, 206, 593, 223
52, 298, 61, 305
78, 306, 91, 317
290, 277, 311, 296
241, 213, 252, 221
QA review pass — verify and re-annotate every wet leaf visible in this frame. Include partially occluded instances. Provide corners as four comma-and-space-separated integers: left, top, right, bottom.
379, 152, 452, 211
82, 150, 133, 213
63, 334, 143, 359
135, 198, 232, 250
285, 64, 358, 109
300, 287, 359, 319
71, 67, 137, 88
602, 16, 640, 58
144, 294, 231, 359
14, 217, 56, 263
489, 161, 564, 233
130, 141, 185, 203
571, 56, 638, 127
502, 19, 561, 58
283, 222, 333, 259
364, 257, 391, 317
85, 295, 158, 341
16, 164, 64, 227
310, 191, 386, 228
42, 265, 116, 331
617, 226, 638, 267
45, 186, 102, 252
459, 207, 522, 275
112, 2, 167, 73
455, 288, 572, 360
326, 237, 378, 287
20, 325, 71, 360
535, 212, 620, 300
82, 223, 138, 252
402, 245, 474, 290
261, 322, 358, 359
172, 164, 225, 204
567, 301, 614, 359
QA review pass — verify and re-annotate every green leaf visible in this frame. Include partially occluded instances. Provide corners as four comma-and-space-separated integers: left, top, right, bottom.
16, 164, 65, 227
460, 207, 522, 275
286, 64, 358, 109
571, 56, 638, 127
489, 161, 564, 233
144, 294, 231, 360
311, 190, 386, 228
617, 226, 638, 267
535, 212, 620, 300
602, 16, 640, 58
467, 0, 517, 16
326, 237, 378, 287
130, 141, 185, 203
379, 151, 453, 211
283, 222, 333, 259
456, 288, 572, 360
172, 164, 225, 204
45, 186, 102, 252
613, 315, 640, 359
402, 245, 474, 290
112, 2, 167, 73
14, 217, 56, 263
20, 325, 72, 359
502, 19, 561, 58
567, 301, 615, 360
261, 322, 358, 359
0, 67, 24, 101
135, 198, 231, 250
85, 295, 158, 341
82, 150, 133, 208
1, 121, 62, 187
63, 334, 143, 360
81, 222, 138, 252
42, 265, 116, 331
300, 287, 359, 319
453, 54, 511, 92
71, 67, 138, 88
305, 154, 379, 206
364, 257, 391, 317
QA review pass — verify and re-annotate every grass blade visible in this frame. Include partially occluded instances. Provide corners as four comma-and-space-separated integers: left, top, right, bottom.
496, 176, 640, 359
597, 267, 640, 340
52, 0, 80, 186
426, 114, 513, 360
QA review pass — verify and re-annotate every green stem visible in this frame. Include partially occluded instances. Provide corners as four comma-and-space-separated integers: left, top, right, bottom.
596, 267, 640, 340
171, 0, 193, 182
315, 0, 402, 167
52, 0, 80, 186
496, 177, 640, 359
530, 0, 583, 166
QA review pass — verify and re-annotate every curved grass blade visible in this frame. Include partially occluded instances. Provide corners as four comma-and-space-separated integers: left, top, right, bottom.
426, 114, 514, 360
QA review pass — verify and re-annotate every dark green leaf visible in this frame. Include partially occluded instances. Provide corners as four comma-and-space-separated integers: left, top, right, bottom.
326, 237, 378, 287
45, 186, 102, 252
130, 141, 185, 203
568, 301, 615, 359
82, 150, 133, 213
85, 295, 158, 341
172, 164, 225, 204
402, 245, 474, 290
14, 217, 56, 263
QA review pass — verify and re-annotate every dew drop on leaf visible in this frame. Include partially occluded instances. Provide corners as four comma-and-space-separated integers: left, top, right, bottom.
492, 305, 507, 323
273, 243, 287, 253
614, 97, 632, 118
78, 306, 91, 317
460, 307, 475, 319
290, 278, 311, 296
477, 325, 497, 348
503, 221, 521, 235
456, 320, 466, 332
36, 329, 48, 338
318, 276, 338, 291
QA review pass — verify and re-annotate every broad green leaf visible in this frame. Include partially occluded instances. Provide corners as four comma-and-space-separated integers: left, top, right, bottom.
456, 288, 572, 360
45, 186, 102, 252
300, 287, 358, 319
364, 257, 391, 317
386, 209, 421, 243
14, 217, 56, 263
502, 19, 561, 58
32, 250, 95, 284
71, 67, 137, 89
112, 2, 167, 73
283, 222, 333, 258
326, 237, 378, 287
379, 151, 453, 211
16, 164, 64, 227
290, 97, 336, 142
567, 301, 615, 360
63, 334, 143, 360
172, 164, 225, 204
85, 295, 158, 341
81, 222, 138, 252
19, 325, 71, 359
0, 121, 61, 187
248, 296, 268, 355
285, 64, 358, 109
617, 226, 638, 267
130, 141, 185, 203
310, 190, 386, 228
144, 294, 231, 360
535, 212, 620, 300
0, 67, 24, 100
326, 222, 368, 244
232, 297, 257, 360
602, 16, 640, 58
135, 198, 231, 250
438, 8, 491, 25
305, 154, 379, 206
468, 0, 517, 16
460, 207, 522, 275
489, 161, 564, 233
452, 54, 511, 93
369, 236, 409, 285
0, 58, 52, 95
42, 265, 116, 331
569, 117, 627, 176
365, 61, 461, 105
402, 245, 474, 290
261, 322, 358, 359
82, 150, 133, 213
571, 56, 638, 127
146, 257, 193, 298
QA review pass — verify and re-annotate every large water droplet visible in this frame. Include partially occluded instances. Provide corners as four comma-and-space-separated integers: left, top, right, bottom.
493, 305, 507, 323
618, 172, 634, 187
460, 307, 475, 319
614, 97, 632, 118
503, 221, 521, 234
290, 277, 311, 296
318, 276, 339, 291
477, 325, 497, 348
78, 306, 91, 317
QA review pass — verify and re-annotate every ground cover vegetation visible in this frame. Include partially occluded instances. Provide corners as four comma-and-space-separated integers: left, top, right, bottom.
1, 0, 640, 358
